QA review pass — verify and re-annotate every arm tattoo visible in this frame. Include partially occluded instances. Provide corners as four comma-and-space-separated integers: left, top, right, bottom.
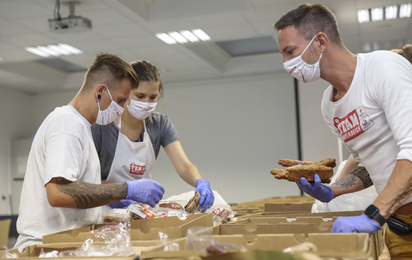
386, 177, 412, 217
334, 166, 372, 189
350, 166, 373, 188
56, 178, 128, 209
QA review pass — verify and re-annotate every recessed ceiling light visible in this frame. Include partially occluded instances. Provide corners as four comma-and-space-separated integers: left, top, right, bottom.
385, 5, 398, 19
371, 7, 384, 21
192, 29, 211, 41
25, 44, 83, 58
168, 31, 188, 44
180, 30, 199, 43
156, 33, 176, 45
357, 9, 370, 23
399, 3, 412, 18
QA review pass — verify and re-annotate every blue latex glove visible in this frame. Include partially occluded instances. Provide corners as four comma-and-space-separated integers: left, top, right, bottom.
195, 179, 214, 208
125, 178, 164, 207
108, 199, 135, 209
331, 213, 382, 235
296, 174, 333, 202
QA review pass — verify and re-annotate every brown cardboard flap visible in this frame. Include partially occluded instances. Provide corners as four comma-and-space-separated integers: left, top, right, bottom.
262, 210, 364, 218
264, 203, 313, 213
248, 216, 337, 226
220, 223, 331, 236
140, 233, 373, 259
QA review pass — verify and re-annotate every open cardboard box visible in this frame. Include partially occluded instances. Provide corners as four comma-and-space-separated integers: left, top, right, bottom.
140, 233, 375, 260
0, 241, 159, 259
42, 213, 213, 244
264, 202, 314, 213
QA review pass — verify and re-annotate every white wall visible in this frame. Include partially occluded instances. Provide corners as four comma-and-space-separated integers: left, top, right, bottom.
298, 79, 341, 168
153, 73, 301, 203
0, 88, 33, 214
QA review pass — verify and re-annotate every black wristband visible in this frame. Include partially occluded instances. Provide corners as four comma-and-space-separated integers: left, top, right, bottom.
364, 204, 386, 226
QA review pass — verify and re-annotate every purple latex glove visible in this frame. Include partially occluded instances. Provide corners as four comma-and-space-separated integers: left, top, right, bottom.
125, 178, 164, 207
195, 179, 215, 208
108, 199, 135, 209
331, 213, 382, 235
296, 174, 333, 202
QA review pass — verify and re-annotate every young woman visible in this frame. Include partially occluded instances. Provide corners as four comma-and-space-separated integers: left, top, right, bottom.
91, 60, 214, 209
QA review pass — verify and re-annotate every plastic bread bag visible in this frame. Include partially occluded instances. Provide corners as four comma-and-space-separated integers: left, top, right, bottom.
102, 208, 130, 225
2, 247, 19, 258
127, 203, 160, 220
205, 205, 236, 226
156, 231, 180, 252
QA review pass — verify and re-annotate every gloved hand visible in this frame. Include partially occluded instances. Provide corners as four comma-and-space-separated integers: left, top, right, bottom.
125, 178, 164, 207
195, 179, 214, 209
331, 213, 382, 235
296, 174, 333, 202
108, 199, 136, 209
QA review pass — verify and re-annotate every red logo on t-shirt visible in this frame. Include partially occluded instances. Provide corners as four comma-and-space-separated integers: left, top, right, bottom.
333, 107, 374, 142
130, 163, 145, 175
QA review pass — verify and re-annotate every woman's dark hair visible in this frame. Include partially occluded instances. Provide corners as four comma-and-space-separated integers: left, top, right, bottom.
130, 60, 163, 97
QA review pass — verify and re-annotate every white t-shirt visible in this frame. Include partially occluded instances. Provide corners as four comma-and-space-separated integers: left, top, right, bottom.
14, 106, 102, 251
321, 51, 412, 205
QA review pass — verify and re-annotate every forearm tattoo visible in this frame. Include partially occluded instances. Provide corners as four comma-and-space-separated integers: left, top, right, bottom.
56, 178, 128, 209
386, 177, 412, 217
350, 166, 373, 188
334, 166, 372, 189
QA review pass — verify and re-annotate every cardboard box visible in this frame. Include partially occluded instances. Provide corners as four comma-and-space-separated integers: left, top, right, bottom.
43, 213, 213, 244
220, 222, 332, 236
140, 233, 374, 260
264, 202, 314, 213
0, 241, 159, 259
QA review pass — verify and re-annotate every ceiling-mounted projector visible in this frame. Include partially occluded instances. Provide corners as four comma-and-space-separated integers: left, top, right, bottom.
48, 0, 92, 32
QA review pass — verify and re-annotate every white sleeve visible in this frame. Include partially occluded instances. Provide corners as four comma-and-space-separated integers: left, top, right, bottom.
44, 133, 84, 186
370, 52, 412, 162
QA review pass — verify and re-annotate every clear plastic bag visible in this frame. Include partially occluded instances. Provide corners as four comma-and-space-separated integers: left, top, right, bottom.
206, 205, 236, 226
2, 246, 19, 258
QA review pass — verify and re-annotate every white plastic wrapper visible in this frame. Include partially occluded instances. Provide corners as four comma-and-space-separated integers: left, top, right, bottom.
312, 160, 378, 213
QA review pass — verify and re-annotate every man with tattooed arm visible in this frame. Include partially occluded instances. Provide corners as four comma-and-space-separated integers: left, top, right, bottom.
275, 4, 412, 258
14, 54, 164, 251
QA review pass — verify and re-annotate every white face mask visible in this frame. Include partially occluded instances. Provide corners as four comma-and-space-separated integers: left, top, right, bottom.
95, 87, 124, 125
127, 98, 157, 120
283, 35, 323, 83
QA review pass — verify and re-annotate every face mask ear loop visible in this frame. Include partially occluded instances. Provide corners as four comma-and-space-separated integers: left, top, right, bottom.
300, 35, 317, 57
105, 86, 114, 101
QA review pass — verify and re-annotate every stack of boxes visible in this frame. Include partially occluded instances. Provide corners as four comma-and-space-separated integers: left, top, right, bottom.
1, 196, 385, 260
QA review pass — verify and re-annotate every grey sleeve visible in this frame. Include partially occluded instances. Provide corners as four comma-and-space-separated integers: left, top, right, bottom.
91, 123, 118, 180
160, 115, 179, 148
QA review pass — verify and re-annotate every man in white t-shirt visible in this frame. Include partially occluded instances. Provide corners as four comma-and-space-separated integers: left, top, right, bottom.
14, 54, 165, 252
274, 4, 412, 258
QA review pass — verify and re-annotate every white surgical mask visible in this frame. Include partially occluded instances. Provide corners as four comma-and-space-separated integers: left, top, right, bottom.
283, 35, 323, 83
95, 87, 124, 125
127, 98, 157, 120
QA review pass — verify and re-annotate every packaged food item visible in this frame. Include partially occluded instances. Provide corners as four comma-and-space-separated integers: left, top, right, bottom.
128, 203, 160, 219
103, 208, 129, 223
159, 202, 184, 211
185, 192, 200, 213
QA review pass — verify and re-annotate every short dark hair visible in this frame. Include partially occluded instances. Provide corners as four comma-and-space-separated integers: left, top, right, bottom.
274, 4, 343, 46
130, 60, 163, 98
83, 53, 139, 93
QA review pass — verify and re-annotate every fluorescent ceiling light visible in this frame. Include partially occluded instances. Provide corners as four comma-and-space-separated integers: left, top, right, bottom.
57, 44, 83, 54
47, 44, 71, 55
399, 3, 412, 18
385, 5, 398, 19
168, 31, 188, 44
371, 7, 384, 21
25, 44, 83, 57
37, 46, 61, 56
357, 9, 370, 23
180, 30, 199, 42
156, 33, 176, 45
25, 47, 51, 57
192, 29, 211, 41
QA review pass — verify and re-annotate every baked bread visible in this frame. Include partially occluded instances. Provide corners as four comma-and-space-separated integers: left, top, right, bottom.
185, 192, 200, 213
278, 158, 336, 168
159, 202, 183, 211
271, 158, 335, 183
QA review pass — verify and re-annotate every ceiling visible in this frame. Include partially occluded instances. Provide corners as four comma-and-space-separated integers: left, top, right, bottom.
0, 0, 410, 94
